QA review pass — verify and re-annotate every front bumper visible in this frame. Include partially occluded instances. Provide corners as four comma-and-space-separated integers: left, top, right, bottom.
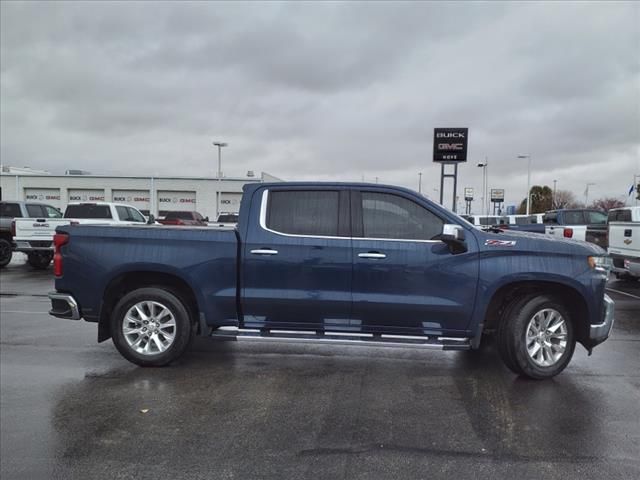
589, 294, 615, 346
49, 292, 81, 320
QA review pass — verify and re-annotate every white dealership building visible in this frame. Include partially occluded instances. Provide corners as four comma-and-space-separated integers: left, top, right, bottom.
0, 166, 281, 220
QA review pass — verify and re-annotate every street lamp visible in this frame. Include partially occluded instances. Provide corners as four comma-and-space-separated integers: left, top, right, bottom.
212, 141, 228, 179
212, 141, 228, 218
518, 154, 531, 215
553, 179, 557, 209
584, 182, 596, 206
477, 158, 488, 217
418, 172, 422, 194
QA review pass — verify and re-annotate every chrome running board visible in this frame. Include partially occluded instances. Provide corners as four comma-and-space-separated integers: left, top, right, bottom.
210, 327, 470, 350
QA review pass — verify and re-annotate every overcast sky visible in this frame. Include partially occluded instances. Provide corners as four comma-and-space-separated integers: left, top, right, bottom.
1, 1, 639, 208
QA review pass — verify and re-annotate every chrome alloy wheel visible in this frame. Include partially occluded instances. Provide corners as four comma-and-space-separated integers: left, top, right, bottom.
122, 301, 176, 355
525, 308, 568, 367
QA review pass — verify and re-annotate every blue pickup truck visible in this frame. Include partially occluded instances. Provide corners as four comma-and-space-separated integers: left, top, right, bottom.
48, 182, 614, 379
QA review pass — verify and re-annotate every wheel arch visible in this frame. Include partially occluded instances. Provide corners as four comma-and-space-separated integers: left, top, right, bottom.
98, 270, 202, 342
481, 279, 590, 347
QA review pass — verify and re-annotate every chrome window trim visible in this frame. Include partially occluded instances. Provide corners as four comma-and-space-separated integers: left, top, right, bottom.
259, 189, 443, 244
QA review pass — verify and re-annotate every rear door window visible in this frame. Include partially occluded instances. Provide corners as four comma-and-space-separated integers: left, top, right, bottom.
266, 190, 340, 236
360, 192, 443, 240
65, 204, 112, 219
26, 205, 45, 217
0, 203, 22, 218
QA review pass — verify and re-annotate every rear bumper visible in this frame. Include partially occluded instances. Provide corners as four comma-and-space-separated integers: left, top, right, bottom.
14, 240, 53, 252
589, 294, 615, 346
48, 292, 81, 320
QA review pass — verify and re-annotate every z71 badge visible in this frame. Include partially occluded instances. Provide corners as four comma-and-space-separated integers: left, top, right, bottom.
485, 239, 516, 247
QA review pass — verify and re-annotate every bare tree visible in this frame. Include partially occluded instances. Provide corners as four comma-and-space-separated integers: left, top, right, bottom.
552, 189, 578, 209
590, 197, 626, 211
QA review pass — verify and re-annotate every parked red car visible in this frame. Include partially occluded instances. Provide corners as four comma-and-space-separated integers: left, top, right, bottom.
158, 211, 208, 226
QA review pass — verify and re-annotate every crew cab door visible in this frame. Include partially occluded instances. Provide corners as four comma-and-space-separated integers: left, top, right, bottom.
242, 187, 352, 330
351, 189, 478, 335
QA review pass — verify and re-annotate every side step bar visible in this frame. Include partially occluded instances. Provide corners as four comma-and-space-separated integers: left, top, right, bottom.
210, 327, 471, 351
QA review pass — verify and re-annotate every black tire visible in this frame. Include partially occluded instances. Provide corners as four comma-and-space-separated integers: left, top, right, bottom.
111, 287, 194, 367
0, 238, 12, 268
497, 295, 576, 380
27, 251, 53, 270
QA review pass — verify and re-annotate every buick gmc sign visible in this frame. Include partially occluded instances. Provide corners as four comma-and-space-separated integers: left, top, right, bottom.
433, 128, 468, 162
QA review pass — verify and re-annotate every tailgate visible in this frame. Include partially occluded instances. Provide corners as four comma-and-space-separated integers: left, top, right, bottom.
14, 218, 71, 246
608, 223, 640, 258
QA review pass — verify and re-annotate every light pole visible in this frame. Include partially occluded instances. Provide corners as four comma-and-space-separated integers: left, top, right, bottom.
213, 141, 228, 218
212, 141, 227, 179
418, 172, 422, 194
584, 182, 595, 206
553, 179, 557, 209
477, 158, 488, 217
518, 154, 531, 215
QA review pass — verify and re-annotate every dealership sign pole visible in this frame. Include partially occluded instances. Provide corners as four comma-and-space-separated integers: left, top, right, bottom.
490, 188, 505, 215
464, 187, 474, 215
433, 128, 468, 213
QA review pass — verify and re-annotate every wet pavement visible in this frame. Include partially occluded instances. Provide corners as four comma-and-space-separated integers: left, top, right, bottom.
1, 255, 639, 479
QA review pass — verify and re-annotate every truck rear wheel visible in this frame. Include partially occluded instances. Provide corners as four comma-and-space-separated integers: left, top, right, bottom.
110, 288, 194, 367
497, 295, 576, 380
0, 238, 12, 268
27, 251, 53, 269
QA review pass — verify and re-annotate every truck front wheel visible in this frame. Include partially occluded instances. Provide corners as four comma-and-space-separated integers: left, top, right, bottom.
497, 295, 576, 380
110, 288, 194, 367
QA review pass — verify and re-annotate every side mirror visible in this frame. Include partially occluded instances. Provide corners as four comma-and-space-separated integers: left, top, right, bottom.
205, 216, 209, 222
147, 214, 155, 225
440, 224, 467, 254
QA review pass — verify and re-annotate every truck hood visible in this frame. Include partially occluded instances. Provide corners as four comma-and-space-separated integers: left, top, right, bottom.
476, 228, 606, 256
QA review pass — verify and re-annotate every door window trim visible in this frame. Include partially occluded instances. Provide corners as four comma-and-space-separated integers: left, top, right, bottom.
259, 189, 349, 240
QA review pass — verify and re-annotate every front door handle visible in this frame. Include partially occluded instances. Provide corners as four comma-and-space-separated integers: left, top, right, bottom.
358, 252, 386, 259
250, 249, 278, 255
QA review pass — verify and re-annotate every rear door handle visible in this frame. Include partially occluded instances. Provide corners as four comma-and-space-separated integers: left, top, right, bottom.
358, 252, 386, 259
250, 249, 278, 255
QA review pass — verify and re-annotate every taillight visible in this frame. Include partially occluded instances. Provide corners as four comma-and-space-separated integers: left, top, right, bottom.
563, 228, 573, 238
11, 220, 16, 237
53, 233, 69, 277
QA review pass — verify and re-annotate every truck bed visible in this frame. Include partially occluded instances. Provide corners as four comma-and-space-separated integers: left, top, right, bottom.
55, 224, 239, 326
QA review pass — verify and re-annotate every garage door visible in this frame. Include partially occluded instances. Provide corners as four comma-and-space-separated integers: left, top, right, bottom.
220, 192, 242, 213
68, 189, 105, 202
112, 190, 151, 215
157, 191, 196, 217
24, 188, 62, 209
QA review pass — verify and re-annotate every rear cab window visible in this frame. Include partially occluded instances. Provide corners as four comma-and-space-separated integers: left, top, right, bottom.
563, 211, 586, 225
64, 204, 112, 219
608, 209, 632, 222
0, 203, 22, 218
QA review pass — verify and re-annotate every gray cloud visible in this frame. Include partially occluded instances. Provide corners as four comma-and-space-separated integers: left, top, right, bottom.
1, 0, 639, 208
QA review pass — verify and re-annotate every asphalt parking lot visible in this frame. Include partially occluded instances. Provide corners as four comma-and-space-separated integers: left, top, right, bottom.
1, 254, 639, 480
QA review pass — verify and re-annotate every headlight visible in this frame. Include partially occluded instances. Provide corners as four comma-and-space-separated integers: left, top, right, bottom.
588, 256, 612, 272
